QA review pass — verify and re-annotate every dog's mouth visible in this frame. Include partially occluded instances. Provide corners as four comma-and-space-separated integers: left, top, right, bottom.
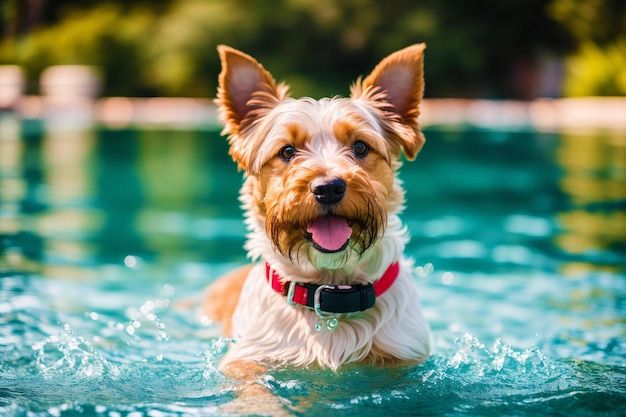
306, 216, 352, 253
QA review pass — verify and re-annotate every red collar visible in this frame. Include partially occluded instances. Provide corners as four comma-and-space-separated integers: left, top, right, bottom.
265, 261, 400, 314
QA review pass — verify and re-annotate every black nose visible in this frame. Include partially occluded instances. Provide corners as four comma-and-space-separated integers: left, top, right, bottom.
312, 178, 346, 205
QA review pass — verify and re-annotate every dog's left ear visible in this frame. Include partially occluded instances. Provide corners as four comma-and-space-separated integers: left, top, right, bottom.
352, 43, 427, 160
216, 45, 289, 171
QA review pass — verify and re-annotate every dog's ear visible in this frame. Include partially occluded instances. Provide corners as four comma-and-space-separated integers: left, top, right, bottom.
353, 43, 426, 160
216, 46, 288, 134
216, 46, 289, 169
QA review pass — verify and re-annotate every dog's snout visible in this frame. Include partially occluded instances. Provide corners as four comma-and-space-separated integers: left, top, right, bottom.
312, 178, 346, 205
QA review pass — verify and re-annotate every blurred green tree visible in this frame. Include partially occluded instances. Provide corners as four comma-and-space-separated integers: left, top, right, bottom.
1, 0, 622, 98
547, 0, 626, 96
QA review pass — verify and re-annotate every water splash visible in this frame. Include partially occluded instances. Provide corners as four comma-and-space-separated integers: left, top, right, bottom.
202, 337, 234, 380
438, 332, 553, 378
125, 298, 170, 343
82, 296, 172, 347
259, 333, 570, 416
31, 323, 120, 380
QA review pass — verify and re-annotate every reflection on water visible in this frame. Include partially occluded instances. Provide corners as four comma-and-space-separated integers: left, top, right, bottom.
0, 114, 625, 416
0, 116, 244, 279
555, 131, 626, 275
3, 115, 624, 279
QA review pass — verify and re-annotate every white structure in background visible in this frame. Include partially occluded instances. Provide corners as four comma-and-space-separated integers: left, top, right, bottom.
0, 66, 24, 110
40, 65, 100, 129
2, 64, 625, 132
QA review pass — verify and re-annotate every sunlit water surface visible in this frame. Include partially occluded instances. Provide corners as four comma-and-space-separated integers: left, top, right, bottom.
0, 116, 624, 416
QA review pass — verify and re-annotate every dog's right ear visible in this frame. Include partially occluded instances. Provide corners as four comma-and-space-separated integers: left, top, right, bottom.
352, 43, 426, 161
215, 45, 289, 137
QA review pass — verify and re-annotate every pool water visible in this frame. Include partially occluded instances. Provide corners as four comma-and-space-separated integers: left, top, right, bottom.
0, 116, 624, 416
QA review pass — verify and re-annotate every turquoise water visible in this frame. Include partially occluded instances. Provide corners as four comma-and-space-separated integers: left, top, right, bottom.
0, 116, 624, 416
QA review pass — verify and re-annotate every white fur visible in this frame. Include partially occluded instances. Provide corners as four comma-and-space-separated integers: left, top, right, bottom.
222, 213, 432, 370
217, 94, 432, 370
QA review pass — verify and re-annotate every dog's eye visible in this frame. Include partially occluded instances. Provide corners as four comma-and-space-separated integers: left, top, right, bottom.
352, 141, 369, 158
279, 145, 296, 162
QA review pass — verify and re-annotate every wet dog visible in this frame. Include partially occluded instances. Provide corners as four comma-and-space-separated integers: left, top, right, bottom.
204, 44, 432, 386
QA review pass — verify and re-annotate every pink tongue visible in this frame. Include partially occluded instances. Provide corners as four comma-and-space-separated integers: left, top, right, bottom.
306, 216, 352, 252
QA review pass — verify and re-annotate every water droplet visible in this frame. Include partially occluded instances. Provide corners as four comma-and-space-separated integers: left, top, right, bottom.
163, 284, 175, 296
47, 406, 61, 417
140, 301, 154, 315
415, 262, 435, 278
448, 322, 462, 332
124, 255, 139, 269
441, 271, 455, 285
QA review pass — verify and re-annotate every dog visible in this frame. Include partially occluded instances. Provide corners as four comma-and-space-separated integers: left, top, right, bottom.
204, 44, 432, 385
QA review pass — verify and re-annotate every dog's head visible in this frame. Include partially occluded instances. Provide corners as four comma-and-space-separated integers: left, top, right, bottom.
216, 44, 425, 271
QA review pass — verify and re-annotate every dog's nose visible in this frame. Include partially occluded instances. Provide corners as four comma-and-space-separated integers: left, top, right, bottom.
312, 178, 346, 205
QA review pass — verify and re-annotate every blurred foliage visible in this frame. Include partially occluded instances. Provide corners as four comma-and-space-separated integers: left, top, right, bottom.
561, 40, 626, 96
0, 0, 624, 98
547, 0, 626, 96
